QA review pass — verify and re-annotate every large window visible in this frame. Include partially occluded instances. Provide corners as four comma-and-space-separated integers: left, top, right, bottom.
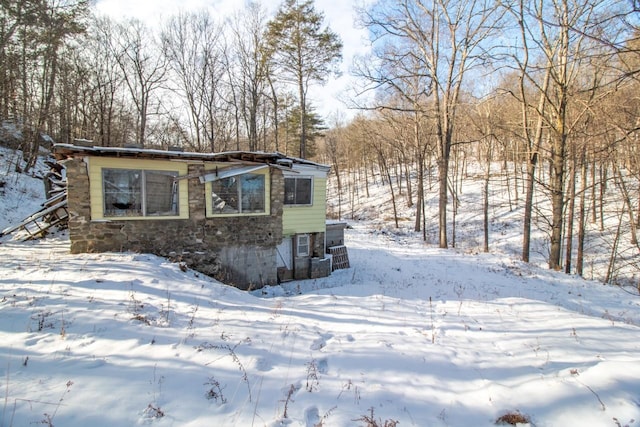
211, 173, 265, 214
103, 168, 178, 217
284, 177, 312, 205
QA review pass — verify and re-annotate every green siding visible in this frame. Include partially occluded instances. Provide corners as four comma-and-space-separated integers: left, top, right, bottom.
282, 177, 326, 235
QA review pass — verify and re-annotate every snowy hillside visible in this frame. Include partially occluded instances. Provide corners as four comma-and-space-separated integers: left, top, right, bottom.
0, 145, 52, 232
325, 163, 640, 288
1, 146, 640, 426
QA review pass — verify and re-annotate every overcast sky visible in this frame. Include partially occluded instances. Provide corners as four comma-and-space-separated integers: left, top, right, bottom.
94, 0, 374, 122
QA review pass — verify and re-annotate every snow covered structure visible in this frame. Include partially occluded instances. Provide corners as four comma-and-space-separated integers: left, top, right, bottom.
53, 143, 332, 289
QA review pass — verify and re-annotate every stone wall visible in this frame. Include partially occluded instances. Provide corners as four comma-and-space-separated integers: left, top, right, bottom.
64, 158, 284, 290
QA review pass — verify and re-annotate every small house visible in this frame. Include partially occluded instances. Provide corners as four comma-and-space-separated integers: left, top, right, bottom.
53, 143, 333, 289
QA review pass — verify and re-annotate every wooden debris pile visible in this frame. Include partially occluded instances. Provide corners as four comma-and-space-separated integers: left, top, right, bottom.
0, 160, 68, 240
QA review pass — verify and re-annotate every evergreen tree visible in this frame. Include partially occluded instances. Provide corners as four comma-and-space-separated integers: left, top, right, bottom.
265, 0, 341, 159
283, 104, 325, 158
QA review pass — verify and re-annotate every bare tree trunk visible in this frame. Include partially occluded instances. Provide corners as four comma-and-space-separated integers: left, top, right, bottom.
548, 2, 571, 271
404, 156, 413, 208
549, 131, 567, 270
364, 150, 371, 198
382, 155, 399, 228
516, 0, 552, 262
27, 39, 60, 171
422, 153, 427, 241
522, 78, 549, 262
298, 71, 306, 158
605, 208, 624, 284
325, 133, 343, 220
451, 148, 464, 249
565, 150, 576, 274
614, 163, 638, 245
395, 160, 402, 194
451, 179, 457, 248
512, 141, 519, 204
438, 154, 450, 248
415, 151, 424, 233
637, 183, 640, 228
483, 141, 492, 253
600, 163, 606, 231
591, 155, 597, 224
577, 150, 587, 276
267, 73, 279, 152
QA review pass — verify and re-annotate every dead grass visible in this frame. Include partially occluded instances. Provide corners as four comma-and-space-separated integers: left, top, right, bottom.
496, 410, 531, 425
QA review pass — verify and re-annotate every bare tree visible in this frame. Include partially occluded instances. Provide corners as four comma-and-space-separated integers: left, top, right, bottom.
351, 27, 433, 234
359, 0, 503, 248
112, 18, 167, 146
5, 0, 88, 169
0, 0, 43, 120
504, 0, 552, 263
82, 15, 127, 146
162, 11, 226, 151
229, 2, 270, 152
502, 0, 629, 270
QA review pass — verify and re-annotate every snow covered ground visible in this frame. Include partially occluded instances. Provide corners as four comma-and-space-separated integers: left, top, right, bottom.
1, 226, 639, 426
1, 146, 640, 426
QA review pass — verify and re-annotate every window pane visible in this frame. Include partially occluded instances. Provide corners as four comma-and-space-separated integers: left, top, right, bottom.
145, 171, 178, 216
212, 177, 239, 213
241, 174, 265, 212
295, 178, 312, 205
284, 177, 312, 205
297, 234, 310, 257
103, 169, 142, 217
284, 178, 296, 205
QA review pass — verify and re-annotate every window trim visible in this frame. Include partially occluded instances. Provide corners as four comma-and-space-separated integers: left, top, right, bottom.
205, 165, 271, 217
284, 176, 314, 206
296, 234, 310, 257
88, 157, 188, 221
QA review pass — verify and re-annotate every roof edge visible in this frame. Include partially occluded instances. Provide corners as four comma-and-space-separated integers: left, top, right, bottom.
52, 143, 330, 171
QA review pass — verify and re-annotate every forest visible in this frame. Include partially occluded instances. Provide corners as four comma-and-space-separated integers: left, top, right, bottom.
1, 0, 639, 283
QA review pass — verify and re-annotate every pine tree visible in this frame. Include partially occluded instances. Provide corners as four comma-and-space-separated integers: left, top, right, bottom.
265, 0, 341, 159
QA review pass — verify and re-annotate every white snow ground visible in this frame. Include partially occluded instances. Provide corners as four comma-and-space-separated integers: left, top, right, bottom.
1, 146, 639, 426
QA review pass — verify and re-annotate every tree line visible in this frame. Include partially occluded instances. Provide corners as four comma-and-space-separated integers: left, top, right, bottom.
0, 0, 341, 164
1, 0, 639, 280
321, 0, 639, 281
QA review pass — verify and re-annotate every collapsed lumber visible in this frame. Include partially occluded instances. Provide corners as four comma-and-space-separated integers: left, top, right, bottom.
0, 160, 68, 241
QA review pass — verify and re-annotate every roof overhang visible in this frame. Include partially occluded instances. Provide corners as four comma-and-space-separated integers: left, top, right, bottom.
199, 165, 269, 183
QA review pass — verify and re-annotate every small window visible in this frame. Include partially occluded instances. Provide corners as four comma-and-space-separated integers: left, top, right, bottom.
284, 177, 312, 205
297, 234, 310, 257
212, 173, 265, 214
103, 168, 178, 217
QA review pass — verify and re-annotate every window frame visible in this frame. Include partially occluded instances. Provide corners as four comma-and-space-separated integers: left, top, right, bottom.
102, 168, 179, 218
211, 172, 266, 215
284, 176, 314, 206
296, 234, 310, 257
205, 165, 270, 217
